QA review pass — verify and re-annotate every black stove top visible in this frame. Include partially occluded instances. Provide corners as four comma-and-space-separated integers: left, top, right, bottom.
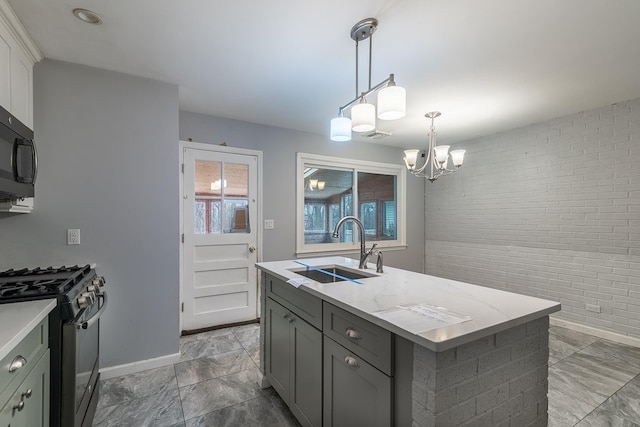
0, 265, 94, 303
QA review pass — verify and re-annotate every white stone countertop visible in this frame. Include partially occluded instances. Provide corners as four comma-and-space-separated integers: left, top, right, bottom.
0, 299, 57, 361
257, 257, 560, 352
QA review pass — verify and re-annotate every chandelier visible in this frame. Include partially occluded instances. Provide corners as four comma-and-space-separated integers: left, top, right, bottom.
330, 18, 406, 142
403, 112, 466, 182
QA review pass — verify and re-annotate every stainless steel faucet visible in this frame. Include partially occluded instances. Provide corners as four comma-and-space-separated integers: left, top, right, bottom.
332, 216, 380, 270
373, 248, 384, 273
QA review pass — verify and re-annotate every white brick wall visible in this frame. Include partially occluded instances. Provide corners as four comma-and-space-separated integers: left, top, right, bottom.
424, 98, 640, 340
412, 317, 549, 426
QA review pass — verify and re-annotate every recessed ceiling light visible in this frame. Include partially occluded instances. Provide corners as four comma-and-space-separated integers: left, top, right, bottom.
72, 8, 102, 25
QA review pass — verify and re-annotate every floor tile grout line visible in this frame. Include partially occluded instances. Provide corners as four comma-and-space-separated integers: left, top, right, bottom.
173, 363, 187, 426
548, 337, 608, 368
177, 341, 246, 364
95, 367, 181, 412
572, 370, 640, 426
177, 346, 253, 366
176, 349, 259, 388
180, 392, 272, 425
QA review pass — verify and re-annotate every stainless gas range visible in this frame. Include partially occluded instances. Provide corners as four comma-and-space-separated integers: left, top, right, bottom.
0, 265, 107, 427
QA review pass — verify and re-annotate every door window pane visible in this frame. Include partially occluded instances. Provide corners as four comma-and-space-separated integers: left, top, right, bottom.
195, 160, 222, 196
210, 201, 222, 234
224, 199, 250, 233
225, 163, 249, 198
194, 201, 206, 234
194, 160, 250, 234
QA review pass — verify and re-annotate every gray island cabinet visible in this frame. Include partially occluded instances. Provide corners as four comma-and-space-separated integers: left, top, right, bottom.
257, 257, 560, 427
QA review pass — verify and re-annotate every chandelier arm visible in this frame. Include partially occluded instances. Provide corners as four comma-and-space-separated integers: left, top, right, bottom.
337, 75, 393, 114
412, 158, 430, 174
408, 129, 436, 175
439, 165, 461, 173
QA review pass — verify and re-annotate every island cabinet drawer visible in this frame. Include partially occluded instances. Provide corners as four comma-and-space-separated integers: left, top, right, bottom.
0, 317, 48, 398
323, 302, 393, 376
265, 274, 322, 330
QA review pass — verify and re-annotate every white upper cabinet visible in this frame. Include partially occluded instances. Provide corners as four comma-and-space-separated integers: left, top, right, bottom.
0, 21, 12, 112
0, 0, 41, 129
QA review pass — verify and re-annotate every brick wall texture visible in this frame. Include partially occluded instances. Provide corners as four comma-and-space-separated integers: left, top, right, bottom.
424, 98, 640, 339
412, 317, 549, 427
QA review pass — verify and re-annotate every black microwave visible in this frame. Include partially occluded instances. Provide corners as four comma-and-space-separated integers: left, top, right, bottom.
0, 105, 36, 201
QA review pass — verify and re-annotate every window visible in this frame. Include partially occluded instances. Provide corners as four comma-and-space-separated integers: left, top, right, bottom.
296, 153, 406, 254
383, 200, 397, 239
194, 160, 250, 234
304, 204, 326, 232
360, 202, 376, 235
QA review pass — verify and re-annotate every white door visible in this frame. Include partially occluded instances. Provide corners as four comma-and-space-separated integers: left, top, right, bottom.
181, 144, 261, 331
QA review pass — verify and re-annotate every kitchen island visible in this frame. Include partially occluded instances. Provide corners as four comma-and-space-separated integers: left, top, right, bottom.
257, 257, 560, 427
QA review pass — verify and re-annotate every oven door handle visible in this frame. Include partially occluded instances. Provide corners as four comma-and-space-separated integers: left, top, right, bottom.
80, 291, 108, 330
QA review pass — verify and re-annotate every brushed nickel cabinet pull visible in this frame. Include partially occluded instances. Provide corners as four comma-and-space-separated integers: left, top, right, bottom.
345, 328, 361, 340
9, 355, 27, 373
344, 356, 359, 368
13, 400, 24, 414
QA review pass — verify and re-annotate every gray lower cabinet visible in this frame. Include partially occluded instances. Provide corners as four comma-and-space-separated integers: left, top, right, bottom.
323, 336, 391, 427
265, 297, 322, 427
0, 349, 50, 427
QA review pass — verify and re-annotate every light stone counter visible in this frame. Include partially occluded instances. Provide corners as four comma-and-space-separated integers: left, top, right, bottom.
0, 299, 56, 361
258, 257, 561, 425
257, 256, 560, 352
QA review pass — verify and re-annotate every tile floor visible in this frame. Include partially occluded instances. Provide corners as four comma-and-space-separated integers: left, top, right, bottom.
92, 323, 640, 426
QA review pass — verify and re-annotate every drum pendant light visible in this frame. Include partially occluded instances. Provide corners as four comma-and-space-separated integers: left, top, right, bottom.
329, 18, 406, 141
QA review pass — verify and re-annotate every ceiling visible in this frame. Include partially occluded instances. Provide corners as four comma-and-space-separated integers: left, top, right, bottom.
9, 0, 640, 148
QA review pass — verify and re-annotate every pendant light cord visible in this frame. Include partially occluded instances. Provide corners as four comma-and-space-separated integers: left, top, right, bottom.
355, 39, 359, 98
368, 31, 373, 91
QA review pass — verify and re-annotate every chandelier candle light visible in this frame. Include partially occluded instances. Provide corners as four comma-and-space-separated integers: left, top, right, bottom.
403, 112, 466, 182
330, 18, 406, 142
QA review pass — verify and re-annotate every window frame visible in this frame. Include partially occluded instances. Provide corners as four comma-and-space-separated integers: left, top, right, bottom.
296, 152, 407, 255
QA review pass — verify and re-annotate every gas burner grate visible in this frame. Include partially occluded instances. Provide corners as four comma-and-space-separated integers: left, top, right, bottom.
0, 281, 63, 298
0, 265, 88, 278
0, 264, 93, 302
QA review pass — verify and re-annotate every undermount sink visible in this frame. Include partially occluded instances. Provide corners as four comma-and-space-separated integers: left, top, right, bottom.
289, 265, 376, 283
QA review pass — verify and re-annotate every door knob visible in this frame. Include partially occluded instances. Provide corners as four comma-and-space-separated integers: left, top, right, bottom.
249, 246, 256, 253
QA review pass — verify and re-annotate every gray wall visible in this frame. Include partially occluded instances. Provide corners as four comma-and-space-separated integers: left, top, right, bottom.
180, 111, 425, 273
0, 59, 180, 368
424, 98, 640, 339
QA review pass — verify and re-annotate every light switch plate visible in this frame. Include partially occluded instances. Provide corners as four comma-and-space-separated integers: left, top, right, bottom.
264, 219, 275, 230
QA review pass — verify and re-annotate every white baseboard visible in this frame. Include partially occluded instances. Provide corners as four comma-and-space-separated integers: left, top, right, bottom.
99, 352, 180, 380
550, 316, 640, 348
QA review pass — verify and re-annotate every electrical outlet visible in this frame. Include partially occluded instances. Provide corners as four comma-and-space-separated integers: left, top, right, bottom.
586, 303, 601, 313
264, 219, 275, 230
67, 229, 81, 245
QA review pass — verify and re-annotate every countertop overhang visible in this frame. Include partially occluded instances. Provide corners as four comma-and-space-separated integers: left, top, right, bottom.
257, 257, 561, 352
0, 299, 57, 360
